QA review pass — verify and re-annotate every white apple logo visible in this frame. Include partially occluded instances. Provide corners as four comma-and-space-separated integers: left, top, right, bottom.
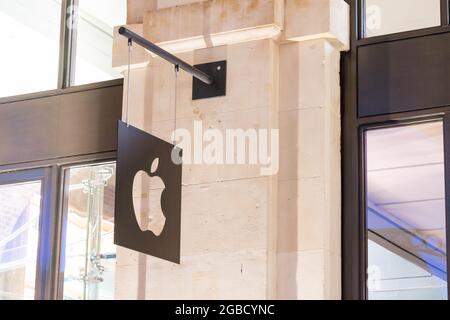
132, 158, 166, 236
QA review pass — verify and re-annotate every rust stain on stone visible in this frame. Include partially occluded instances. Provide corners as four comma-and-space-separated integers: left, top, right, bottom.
248, 0, 259, 12
231, 0, 241, 12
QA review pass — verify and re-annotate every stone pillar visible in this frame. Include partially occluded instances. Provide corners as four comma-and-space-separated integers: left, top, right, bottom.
126, 0, 157, 24
112, 0, 349, 300
276, 0, 349, 300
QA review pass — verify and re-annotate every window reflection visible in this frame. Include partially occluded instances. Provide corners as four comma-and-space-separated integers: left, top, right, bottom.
365, 0, 441, 38
366, 122, 448, 300
0, 0, 61, 98
73, 0, 126, 85
0, 181, 41, 300
62, 163, 116, 300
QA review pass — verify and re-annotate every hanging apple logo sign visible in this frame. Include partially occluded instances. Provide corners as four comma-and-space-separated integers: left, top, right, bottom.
114, 121, 182, 264
132, 158, 166, 236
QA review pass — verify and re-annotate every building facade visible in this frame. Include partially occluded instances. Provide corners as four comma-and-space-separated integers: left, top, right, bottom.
1, 0, 450, 300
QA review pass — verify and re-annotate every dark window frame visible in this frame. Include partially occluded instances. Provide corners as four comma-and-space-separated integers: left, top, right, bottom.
0, 153, 117, 300
342, 0, 450, 300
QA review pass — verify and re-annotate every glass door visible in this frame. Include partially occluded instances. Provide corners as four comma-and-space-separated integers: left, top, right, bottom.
59, 162, 116, 300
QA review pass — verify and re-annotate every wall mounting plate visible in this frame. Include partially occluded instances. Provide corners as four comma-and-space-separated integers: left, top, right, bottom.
192, 60, 227, 100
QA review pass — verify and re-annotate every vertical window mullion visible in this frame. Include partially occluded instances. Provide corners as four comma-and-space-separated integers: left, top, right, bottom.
57, 0, 66, 89
358, 0, 366, 40
442, 113, 450, 300
35, 166, 64, 300
361, 127, 368, 300
441, 0, 450, 26
59, 0, 79, 89
34, 168, 53, 300
55, 168, 71, 300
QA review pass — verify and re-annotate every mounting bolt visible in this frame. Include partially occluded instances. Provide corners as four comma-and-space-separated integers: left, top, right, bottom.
192, 60, 226, 100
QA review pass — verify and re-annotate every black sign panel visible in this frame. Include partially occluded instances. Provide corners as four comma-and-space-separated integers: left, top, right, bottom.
114, 121, 182, 264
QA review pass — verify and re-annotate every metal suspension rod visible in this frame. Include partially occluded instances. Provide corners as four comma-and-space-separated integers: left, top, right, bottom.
118, 27, 214, 85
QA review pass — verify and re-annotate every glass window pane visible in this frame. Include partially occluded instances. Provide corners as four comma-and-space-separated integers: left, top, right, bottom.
365, 0, 441, 38
73, 0, 126, 86
365, 122, 448, 300
0, 1, 61, 98
62, 163, 116, 300
0, 181, 42, 300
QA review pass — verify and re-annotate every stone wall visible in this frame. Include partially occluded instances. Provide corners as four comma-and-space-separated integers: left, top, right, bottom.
113, 0, 349, 300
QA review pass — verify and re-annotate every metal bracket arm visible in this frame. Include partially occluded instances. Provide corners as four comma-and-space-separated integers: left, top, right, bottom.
118, 27, 214, 86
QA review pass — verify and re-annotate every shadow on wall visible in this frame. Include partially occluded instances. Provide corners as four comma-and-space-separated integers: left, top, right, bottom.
277, 43, 300, 300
